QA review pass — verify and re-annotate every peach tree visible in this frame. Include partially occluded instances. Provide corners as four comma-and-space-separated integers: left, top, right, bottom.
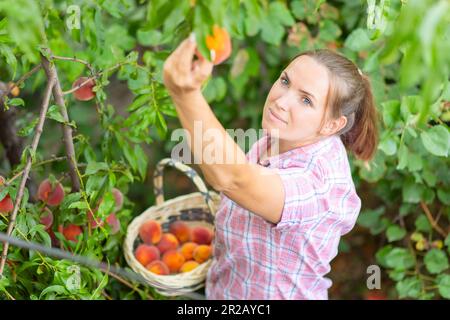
0, 0, 233, 299
0, 0, 449, 300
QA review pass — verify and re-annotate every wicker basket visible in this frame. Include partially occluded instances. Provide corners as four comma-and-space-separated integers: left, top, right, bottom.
124, 158, 221, 296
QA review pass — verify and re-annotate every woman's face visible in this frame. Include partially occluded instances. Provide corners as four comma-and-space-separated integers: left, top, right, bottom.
262, 55, 345, 152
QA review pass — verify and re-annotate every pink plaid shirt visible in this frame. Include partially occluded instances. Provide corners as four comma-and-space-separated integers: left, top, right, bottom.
205, 133, 361, 300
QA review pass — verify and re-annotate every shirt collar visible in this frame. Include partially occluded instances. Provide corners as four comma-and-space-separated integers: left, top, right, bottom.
250, 133, 337, 169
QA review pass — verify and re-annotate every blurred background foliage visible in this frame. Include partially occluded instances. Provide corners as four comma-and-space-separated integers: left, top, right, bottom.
0, 0, 449, 299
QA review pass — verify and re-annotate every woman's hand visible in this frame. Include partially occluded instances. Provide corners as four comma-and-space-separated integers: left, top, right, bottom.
163, 34, 214, 98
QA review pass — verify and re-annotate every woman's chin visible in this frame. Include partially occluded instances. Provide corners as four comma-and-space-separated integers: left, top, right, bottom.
262, 119, 282, 137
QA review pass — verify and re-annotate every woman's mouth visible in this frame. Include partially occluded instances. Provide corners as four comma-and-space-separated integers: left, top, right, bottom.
268, 108, 287, 125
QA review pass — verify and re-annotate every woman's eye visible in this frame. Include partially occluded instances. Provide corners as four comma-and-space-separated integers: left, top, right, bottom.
301, 97, 312, 106
280, 77, 288, 85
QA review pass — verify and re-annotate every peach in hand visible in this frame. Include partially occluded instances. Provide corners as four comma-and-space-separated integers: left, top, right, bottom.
139, 220, 162, 244
38, 179, 65, 206
205, 25, 232, 65
135, 244, 160, 267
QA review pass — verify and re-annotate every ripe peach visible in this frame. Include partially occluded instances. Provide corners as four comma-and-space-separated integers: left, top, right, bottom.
162, 250, 185, 273
139, 220, 162, 244
40, 207, 53, 230
156, 233, 179, 254
38, 179, 65, 206
146, 260, 170, 275
205, 25, 232, 65
87, 209, 104, 229
135, 244, 160, 267
112, 188, 123, 210
8, 82, 20, 97
72, 77, 96, 101
106, 212, 120, 234
193, 244, 212, 263
0, 195, 13, 214
179, 242, 198, 261
61, 224, 82, 243
180, 260, 199, 273
191, 226, 213, 245
169, 221, 191, 243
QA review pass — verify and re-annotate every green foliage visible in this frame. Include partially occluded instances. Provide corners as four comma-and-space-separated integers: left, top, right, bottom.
0, 0, 449, 300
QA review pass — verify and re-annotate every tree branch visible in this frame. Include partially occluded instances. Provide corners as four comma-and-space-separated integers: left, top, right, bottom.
40, 50, 81, 193
0, 64, 42, 101
420, 201, 447, 238
0, 76, 56, 277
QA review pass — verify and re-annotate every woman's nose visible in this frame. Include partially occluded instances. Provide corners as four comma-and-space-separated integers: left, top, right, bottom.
274, 91, 296, 112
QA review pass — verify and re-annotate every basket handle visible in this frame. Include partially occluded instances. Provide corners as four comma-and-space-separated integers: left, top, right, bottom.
153, 158, 216, 215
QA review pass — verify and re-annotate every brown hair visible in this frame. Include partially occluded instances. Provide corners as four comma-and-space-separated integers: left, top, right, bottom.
291, 49, 379, 162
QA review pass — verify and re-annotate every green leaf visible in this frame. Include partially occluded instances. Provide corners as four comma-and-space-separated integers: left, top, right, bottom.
378, 132, 397, 156
260, 18, 285, 46
68, 201, 89, 210
389, 269, 406, 282
359, 152, 386, 182
137, 29, 162, 46
385, 248, 415, 271
402, 180, 424, 203
86, 175, 107, 197
376, 245, 394, 268
381, 100, 400, 127
85, 162, 109, 175
424, 249, 449, 274
436, 274, 450, 299
344, 28, 372, 51
47, 105, 66, 124
8, 98, 24, 106
269, 2, 295, 27
437, 188, 450, 205
415, 215, 432, 233
127, 94, 151, 112
420, 125, 450, 157
134, 145, 148, 181
396, 277, 422, 299
318, 19, 341, 42
357, 207, 384, 229
17, 118, 39, 137
386, 225, 407, 242
39, 285, 68, 299
445, 234, 450, 255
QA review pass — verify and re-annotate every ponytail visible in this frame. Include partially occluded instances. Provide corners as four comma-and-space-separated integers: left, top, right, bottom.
341, 74, 379, 162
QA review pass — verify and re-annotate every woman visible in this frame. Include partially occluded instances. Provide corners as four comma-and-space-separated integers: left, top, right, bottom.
163, 34, 379, 299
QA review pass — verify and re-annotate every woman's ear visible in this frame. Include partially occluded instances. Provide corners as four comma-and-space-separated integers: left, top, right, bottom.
320, 115, 347, 136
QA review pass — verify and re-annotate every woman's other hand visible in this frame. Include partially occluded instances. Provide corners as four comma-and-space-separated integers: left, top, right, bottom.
163, 33, 214, 98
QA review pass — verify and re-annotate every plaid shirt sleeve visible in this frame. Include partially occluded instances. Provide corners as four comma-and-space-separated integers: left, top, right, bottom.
275, 157, 361, 234
276, 166, 330, 229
